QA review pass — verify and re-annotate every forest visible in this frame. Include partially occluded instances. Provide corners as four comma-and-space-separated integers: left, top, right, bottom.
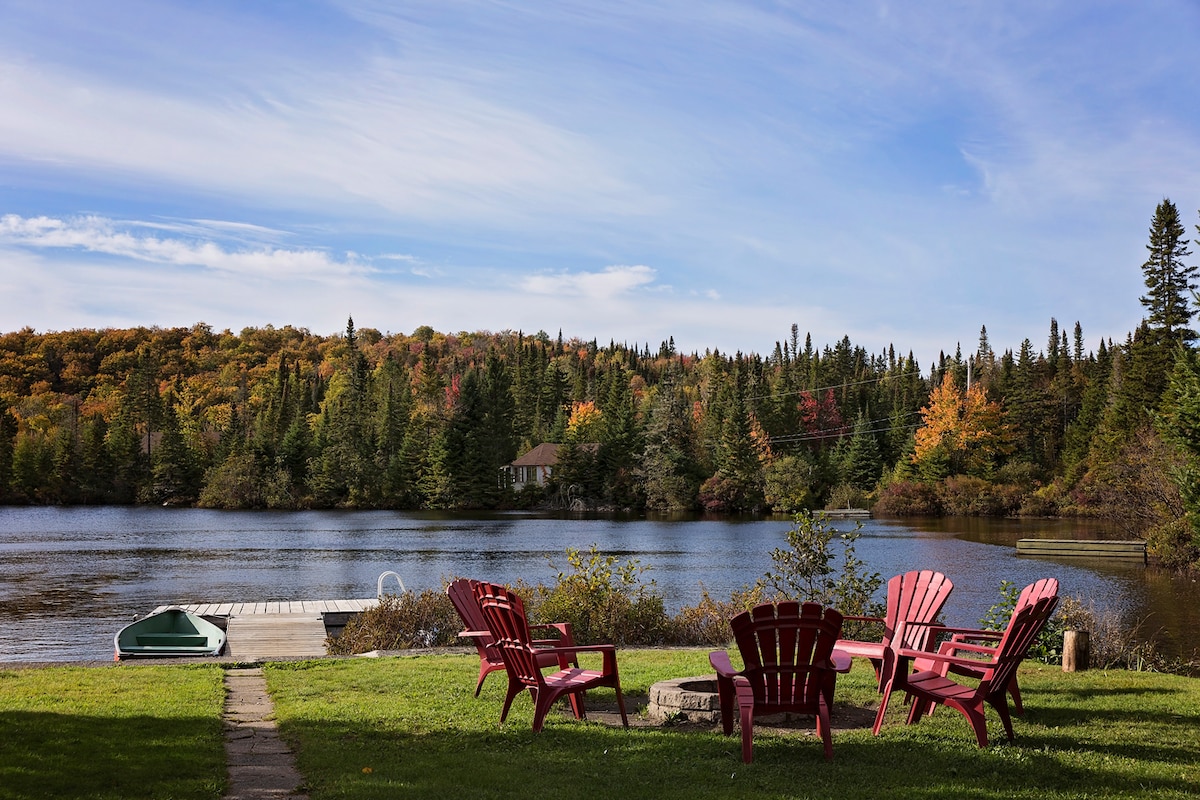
2, 199, 1200, 571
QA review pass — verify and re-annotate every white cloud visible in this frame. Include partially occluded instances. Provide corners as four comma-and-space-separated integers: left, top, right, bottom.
520, 265, 657, 300
0, 214, 368, 279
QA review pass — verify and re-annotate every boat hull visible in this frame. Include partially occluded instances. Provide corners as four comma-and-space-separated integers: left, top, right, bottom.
114, 607, 226, 659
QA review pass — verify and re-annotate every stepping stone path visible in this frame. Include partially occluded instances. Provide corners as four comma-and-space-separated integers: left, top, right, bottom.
223, 667, 309, 800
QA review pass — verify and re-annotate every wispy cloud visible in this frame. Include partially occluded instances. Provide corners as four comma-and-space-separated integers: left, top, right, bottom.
0, 214, 367, 279
521, 265, 657, 300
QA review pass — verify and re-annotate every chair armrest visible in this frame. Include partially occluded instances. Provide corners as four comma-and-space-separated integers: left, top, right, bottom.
530, 622, 576, 645
937, 640, 999, 658
841, 615, 885, 624
457, 629, 489, 639
949, 629, 1003, 642
830, 649, 852, 673
895, 645, 999, 672
709, 650, 740, 679
539, 643, 619, 672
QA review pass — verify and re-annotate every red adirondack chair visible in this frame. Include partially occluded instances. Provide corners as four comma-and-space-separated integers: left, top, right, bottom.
835, 570, 954, 689
446, 578, 577, 696
872, 594, 1058, 747
474, 582, 628, 732
708, 601, 848, 762
931, 577, 1059, 715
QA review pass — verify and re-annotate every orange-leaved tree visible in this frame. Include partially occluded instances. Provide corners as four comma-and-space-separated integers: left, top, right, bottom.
912, 372, 1010, 479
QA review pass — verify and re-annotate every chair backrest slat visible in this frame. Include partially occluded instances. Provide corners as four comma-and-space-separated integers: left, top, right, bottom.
885, 570, 954, 651
475, 582, 545, 688
729, 601, 843, 714
986, 595, 1058, 692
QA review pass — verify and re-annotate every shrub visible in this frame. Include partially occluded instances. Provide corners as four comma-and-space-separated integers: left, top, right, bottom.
937, 476, 1025, 516
518, 544, 671, 646
760, 512, 883, 618
1056, 595, 1197, 673
326, 589, 461, 655
668, 585, 765, 645
826, 482, 871, 511
873, 480, 941, 516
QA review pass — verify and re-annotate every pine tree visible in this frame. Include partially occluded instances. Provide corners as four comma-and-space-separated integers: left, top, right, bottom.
843, 411, 883, 490
1141, 199, 1197, 346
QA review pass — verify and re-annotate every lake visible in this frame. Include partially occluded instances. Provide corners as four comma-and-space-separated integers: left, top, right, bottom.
1, 506, 1196, 663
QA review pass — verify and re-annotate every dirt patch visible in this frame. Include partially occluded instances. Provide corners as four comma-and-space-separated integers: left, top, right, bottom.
575, 694, 877, 733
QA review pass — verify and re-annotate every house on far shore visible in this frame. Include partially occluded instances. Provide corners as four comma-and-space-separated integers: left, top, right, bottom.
505, 443, 598, 491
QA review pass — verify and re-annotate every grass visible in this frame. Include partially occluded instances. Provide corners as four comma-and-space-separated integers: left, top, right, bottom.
265, 650, 1200, 800
0, 664, 226, 800
1, 653, 1197, 800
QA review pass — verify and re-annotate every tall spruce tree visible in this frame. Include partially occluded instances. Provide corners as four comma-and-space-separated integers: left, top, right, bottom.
1141, 199, 1197, 347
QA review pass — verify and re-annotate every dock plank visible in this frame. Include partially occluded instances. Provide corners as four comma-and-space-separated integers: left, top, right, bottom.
226, 613, 328, 660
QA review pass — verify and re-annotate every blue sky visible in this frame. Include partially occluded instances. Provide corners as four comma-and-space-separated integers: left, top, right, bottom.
2, 1, 1199, 367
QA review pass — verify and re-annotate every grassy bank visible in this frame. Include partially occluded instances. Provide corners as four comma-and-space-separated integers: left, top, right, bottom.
2, 653, 1198, 800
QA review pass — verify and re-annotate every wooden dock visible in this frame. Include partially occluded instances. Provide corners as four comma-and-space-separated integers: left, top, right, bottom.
152, 599, 376, 660
821, 508, 872, 520
1016, 539, 1147, 563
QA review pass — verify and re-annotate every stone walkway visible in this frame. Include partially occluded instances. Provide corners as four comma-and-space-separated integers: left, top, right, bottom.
223, 667, 309, 800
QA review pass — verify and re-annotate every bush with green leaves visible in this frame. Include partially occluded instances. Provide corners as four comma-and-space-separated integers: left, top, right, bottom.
518, 544, 670, 646
760, 511, 883, 621
327, 589, 461, 655
667, 584, 765, 645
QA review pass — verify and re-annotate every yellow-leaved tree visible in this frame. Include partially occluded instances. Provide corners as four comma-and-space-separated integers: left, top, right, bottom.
566, 400, 603, 442
912, 372, 1010, 479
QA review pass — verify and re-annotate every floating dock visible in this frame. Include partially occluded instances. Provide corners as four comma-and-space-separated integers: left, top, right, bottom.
1016, 539, 1147, 563
821, 508, 872, 519
151, 599, 376, 660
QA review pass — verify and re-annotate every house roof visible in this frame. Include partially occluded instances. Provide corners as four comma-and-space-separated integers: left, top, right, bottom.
512, 442, 562, 467
510, 442, 600, 467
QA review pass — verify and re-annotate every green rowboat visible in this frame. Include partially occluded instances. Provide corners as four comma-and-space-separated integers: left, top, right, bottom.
114, 607, 226, 659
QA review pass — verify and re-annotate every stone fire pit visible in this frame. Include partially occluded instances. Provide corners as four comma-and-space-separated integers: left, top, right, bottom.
647, 675, 721, 723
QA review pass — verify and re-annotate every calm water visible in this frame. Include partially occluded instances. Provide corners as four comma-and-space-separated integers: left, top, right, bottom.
1, 506, 1196, 662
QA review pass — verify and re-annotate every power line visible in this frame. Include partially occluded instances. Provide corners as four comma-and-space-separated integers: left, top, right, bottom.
766, 410, 925, 446
748, 369, 925, 402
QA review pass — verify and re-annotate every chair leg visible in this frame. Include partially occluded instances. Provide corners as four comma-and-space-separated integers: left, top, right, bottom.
906, 696, 933, 725
987, 695, 1016, 741
499, 678, 524, 726
735, 679, 756, 763
613, 685, 629, 728
531, 688, 555, 733
1008, 677, 1024, 716
715, 676, 736, 736
567, 690, 586, 719
816, 695, 834, 761
872, 679, 896, 736
963, 704, 990, 748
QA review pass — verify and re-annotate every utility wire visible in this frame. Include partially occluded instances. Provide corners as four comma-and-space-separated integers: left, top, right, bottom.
748, 369, 925, 402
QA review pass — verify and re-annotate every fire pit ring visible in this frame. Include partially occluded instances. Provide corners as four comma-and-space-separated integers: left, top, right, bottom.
646, 674, 720, 723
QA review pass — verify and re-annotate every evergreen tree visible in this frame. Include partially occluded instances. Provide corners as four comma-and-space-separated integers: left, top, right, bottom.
1141, 199, 1197, 346
640, 366, 701, 511
842, 411, 883, 490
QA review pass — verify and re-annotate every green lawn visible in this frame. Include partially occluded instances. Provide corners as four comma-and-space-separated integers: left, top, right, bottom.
265, 650, 1200, 800
0, 664, 225, 800
1, 653, 1197, 800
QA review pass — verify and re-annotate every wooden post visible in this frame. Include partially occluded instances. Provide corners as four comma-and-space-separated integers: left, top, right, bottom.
1063, 629, 1089, 672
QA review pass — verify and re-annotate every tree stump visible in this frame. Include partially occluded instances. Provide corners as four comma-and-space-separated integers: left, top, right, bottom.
1063, 629, 1089, 672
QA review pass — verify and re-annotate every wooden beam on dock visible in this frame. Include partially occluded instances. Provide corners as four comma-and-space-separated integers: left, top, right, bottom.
225, 613, 329, 660
1016, 539, 1146, 563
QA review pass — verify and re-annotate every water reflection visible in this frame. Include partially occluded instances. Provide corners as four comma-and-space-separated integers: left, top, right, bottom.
0, 507, 1196, 663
